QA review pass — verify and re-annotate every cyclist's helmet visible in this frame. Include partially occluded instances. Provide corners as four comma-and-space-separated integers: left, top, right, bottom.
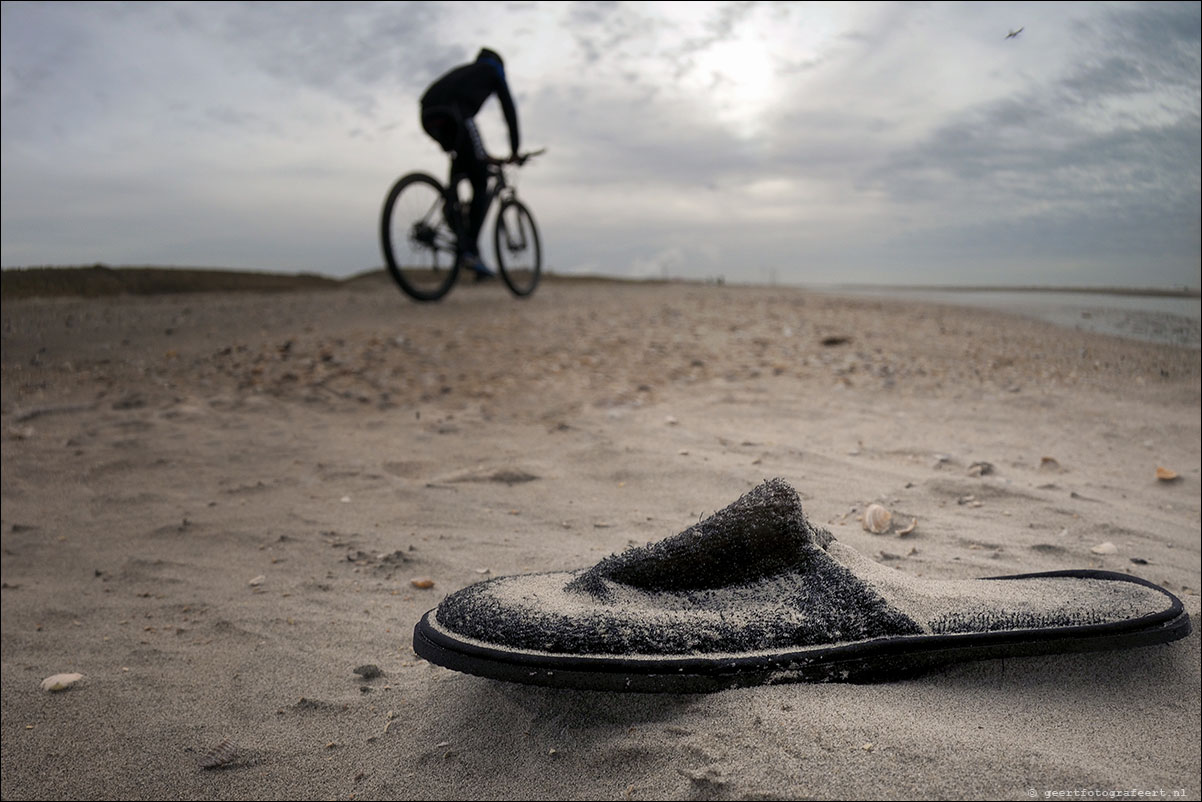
477, 48, 503, 66
477, 47, 505, 80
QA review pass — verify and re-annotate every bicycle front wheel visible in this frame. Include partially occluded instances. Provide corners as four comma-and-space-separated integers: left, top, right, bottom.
493, 199, 541, 298
380, 173, 460, 302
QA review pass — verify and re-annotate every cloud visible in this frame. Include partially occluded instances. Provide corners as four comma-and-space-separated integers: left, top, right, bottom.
2, 1, 1198, 286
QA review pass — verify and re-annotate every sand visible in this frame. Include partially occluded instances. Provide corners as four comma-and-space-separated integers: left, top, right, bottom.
2, 274, 1199, 801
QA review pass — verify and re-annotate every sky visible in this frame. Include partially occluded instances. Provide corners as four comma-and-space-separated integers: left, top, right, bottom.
2, 1, 1199, 288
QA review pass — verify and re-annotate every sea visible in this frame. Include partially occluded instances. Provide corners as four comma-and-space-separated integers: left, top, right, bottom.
810, 286, 1201, 350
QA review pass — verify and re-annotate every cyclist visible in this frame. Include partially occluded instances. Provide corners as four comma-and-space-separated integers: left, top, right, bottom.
419, 47, 520, 279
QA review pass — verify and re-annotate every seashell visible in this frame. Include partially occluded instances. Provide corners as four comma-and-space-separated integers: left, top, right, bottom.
1155, 466, 1178, 481
1090, 542, 1118, 555
896, 518, 918, 536
410, 577, 435, 589
40, 672, 84, 692
862, 504, 893, 534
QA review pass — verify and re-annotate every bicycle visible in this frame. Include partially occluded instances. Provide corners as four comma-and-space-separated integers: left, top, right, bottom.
379, 149, 545, 302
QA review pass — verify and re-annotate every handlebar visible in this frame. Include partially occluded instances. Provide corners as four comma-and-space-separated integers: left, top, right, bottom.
489, 148, 546, 168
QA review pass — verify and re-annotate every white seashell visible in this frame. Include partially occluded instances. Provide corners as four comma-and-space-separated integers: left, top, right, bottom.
862, 504, 893, 534
1090, 542, 1118, 555
40, 673, 84, 692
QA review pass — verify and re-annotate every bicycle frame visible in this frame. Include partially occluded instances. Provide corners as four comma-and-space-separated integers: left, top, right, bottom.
444, 161, 519, 255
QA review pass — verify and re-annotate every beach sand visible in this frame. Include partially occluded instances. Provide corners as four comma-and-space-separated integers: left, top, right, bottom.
2, 275, 1199, 800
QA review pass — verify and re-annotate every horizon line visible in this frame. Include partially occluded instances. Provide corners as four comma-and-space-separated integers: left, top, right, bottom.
2, 263, 1199, 299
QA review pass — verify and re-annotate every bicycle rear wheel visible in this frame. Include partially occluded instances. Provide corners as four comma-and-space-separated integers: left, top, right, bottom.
380, 173, 460, 302
493, 199, 541, 297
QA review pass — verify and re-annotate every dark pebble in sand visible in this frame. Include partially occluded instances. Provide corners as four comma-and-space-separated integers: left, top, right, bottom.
489, 469, 539, 485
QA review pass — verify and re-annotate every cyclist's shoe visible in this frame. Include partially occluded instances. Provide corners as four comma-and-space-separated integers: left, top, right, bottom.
461, 251, 496, 281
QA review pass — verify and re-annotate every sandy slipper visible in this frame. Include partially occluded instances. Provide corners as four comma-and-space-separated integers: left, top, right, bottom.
412, 479, 1190, 692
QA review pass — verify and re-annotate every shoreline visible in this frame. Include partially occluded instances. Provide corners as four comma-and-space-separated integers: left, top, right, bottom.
817, 282, 1201, 299
807, 285, 1201, 350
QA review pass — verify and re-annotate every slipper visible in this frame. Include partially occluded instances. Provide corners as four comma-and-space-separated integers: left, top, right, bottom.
412, 478, 1190, 692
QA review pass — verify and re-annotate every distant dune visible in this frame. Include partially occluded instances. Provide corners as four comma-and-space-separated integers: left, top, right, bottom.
0, 265, 663, 300
0, 265, 364, 300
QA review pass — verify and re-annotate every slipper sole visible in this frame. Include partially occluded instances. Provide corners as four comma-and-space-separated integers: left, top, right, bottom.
412, 570, 1191, 693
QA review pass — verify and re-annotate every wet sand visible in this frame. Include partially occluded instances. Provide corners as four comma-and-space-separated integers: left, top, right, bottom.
2, 275, 1199, 800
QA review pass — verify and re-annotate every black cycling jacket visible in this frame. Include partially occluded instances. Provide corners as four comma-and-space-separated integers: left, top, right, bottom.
420, 58, 520, 155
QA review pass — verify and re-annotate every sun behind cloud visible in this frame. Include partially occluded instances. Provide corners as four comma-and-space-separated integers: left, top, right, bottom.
687, 35, 778, 138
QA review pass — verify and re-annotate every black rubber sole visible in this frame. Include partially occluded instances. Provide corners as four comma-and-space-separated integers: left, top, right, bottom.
411, 570, 1191, 693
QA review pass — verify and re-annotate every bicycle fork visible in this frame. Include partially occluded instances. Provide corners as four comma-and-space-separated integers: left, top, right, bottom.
498, 206, 528, 252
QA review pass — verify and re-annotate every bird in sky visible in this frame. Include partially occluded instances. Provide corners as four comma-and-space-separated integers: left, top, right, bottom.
1006, 27, 1024, 39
